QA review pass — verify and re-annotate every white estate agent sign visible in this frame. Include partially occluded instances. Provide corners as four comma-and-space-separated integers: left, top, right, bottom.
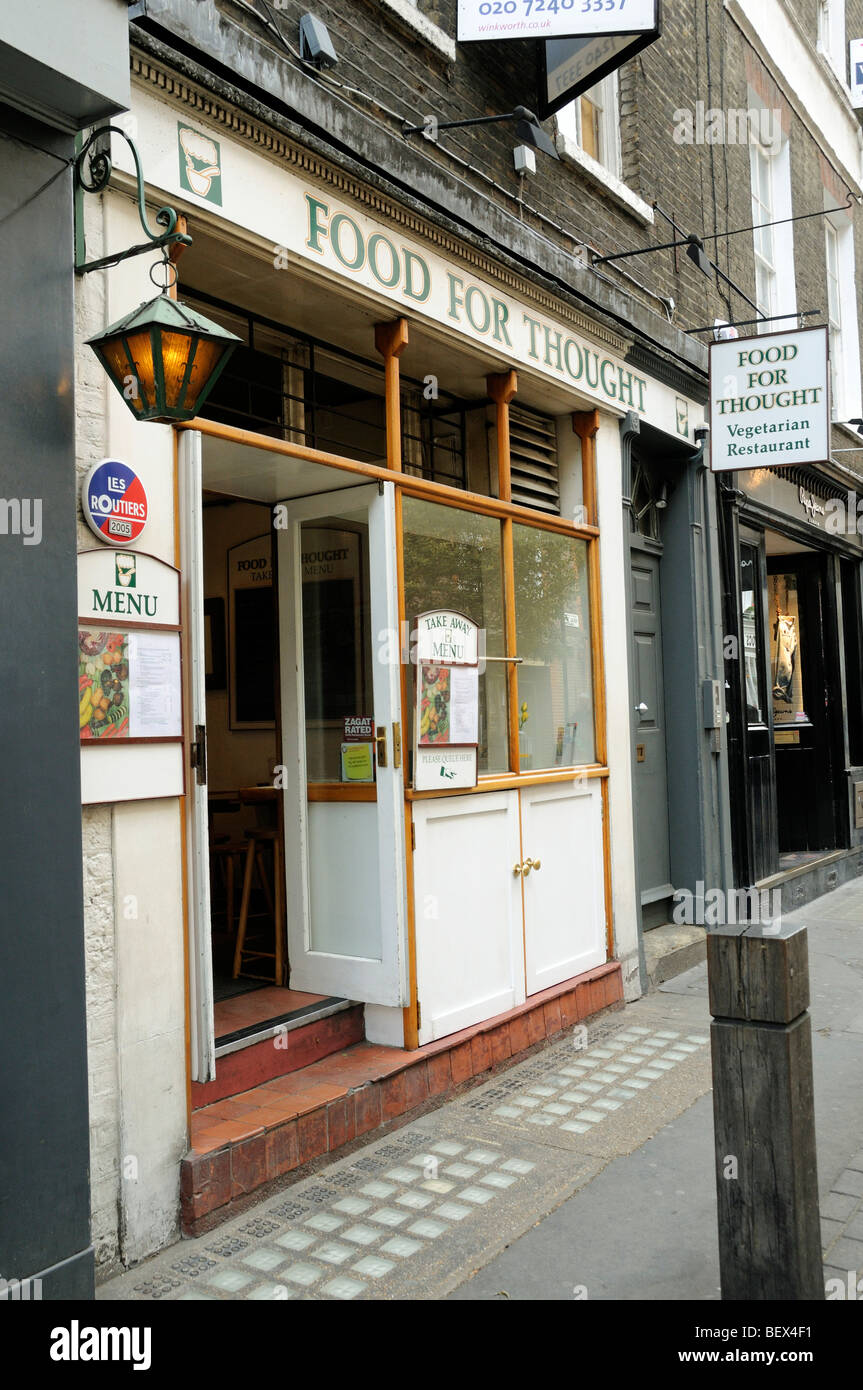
709, 327, 830, 473
457, 0, 656, 43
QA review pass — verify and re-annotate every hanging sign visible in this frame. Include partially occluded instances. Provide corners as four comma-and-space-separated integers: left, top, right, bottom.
82, 459, 149, 546
457, 0, 656, 44
708, 327, 830, 474
414, 611, 480, 792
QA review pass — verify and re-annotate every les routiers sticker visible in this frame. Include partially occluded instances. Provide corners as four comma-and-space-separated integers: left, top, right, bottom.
82, 459, 149, 546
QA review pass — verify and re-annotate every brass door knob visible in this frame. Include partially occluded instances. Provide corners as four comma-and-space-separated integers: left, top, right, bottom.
525, 857, 541, 872
513, 862, 523, 877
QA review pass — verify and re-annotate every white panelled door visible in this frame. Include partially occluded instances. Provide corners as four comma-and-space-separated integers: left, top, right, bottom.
412, 790, 525, 1045
277, 482, 408, 1006
520, 779, 607, 995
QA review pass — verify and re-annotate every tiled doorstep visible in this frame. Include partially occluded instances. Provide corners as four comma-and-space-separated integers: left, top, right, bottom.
182, 961, 623, 1233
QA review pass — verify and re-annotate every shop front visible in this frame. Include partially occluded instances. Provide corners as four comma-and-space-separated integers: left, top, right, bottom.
76, 59, 709, 1255
721, 464, 863, 899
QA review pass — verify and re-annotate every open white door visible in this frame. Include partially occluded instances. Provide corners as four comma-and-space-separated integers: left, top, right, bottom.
178, 428, 216, 1082
278, 481, 408, 1006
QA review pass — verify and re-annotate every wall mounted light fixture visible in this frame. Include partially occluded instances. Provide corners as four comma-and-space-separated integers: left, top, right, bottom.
75, 125, 239, 423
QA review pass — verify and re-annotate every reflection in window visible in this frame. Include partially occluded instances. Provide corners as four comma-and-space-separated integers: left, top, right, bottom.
740, 547, 764, 725
513, 527, 595, 769
402, 498, 508, 774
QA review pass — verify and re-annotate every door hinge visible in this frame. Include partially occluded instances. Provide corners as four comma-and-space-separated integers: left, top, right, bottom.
416, 1000, 421, 1029
411, 820, 416, 851
191, 724, 207, 786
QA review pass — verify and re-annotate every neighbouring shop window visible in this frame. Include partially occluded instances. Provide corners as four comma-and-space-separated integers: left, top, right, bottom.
513, 526, 596, 769
402, 498, 509, 773
740, 545, 767, 726
841, 560, 863, 766
769, 572, 809, 728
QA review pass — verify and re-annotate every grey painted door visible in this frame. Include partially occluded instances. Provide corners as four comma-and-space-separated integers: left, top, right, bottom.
630, 548, 673, 922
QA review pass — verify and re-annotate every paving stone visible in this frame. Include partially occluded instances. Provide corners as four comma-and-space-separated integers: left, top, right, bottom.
822, 1191, 859, 1222
832, 1170, 863, 1198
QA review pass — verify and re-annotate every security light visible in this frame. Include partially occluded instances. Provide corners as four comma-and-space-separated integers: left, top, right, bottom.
299, 13, 338, 69
685, 235, 712, 277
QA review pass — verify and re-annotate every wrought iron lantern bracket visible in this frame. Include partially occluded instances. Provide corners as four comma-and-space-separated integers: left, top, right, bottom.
74, 125, 193, 275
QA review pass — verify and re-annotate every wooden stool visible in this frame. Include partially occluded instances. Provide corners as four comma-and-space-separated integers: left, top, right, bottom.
232, 828, 285, 984
210, 840, 246, 935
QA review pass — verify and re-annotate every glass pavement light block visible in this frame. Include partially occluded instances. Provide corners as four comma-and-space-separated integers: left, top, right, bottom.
380, 1236, 424, 1258
500, 1158, 535, 1174
241, 1248, 288, 1273
589, 1071, 620, 1084
408, 1219, 448, 1239
575, 1109, 607, 1123
275, 1230, 317, 1252
603, 1064, 631, 1075
560, 1091, 592, 1104
527, 1114, 557, 1126
408, 1154, 439, 1168
442, 1163, 479, 1178
420, 1179, 456, 1193
429, 1141, 465, 1156
527, 1085, 557, 1097
205, 1268, 255, 1293
459, 1186, 495, 1204
479, 1172, 517, 1190
367, 1208, 409, 1228
607, 1087, 638, 1100
305, 1213, 344, 1233
385, 1167, 419, 1184
647, 1059, 675, 1071
332, 1197, 372, 1216
464, 1149, 499, 1164
586, 1048, 614, 1059
246, 1284, 292, 1301
322, 1276, 366, 1300
542, 1102, 572, 1116
654, 1031, 680, 1039
435, 1202, 472, 1221
360, 1181, 397, 1200
687, 1035, 709, 1045
621, 1077, 650, 1090
315, 1243, 354, 1265
395, 1191, 434, 1210
493, 1105, 522, 1118
341, 1225, 379, 1246
593, 1098, 622, 1112
635, 1069, 663, 1081
513, 1096, 543, 1109
282, 1263, 324, 1288
562, 1120, 592, 1134
352, 1256, 396, 1279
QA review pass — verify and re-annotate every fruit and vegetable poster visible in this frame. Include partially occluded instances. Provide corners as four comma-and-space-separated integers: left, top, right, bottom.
418, 664, 479, 746
79, 629, 182, 741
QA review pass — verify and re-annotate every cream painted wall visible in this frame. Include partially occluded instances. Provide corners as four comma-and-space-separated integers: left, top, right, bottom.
113, 799, 187, 1265
595, 414, 641, 1000
77, 190, 188, 1272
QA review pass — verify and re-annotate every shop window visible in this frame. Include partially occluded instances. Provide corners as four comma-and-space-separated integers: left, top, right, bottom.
740, 544, 767, 727
183, 291, 388, 465
401, 389, 469, 489
402, 498, 509, 774
841, 560, 863, 766
513, 526, 595, 769
769, 572, 809, 728
509, 404, 560, 515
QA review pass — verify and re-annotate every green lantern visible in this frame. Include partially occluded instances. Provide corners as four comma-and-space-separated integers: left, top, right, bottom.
87, 293, 240, 423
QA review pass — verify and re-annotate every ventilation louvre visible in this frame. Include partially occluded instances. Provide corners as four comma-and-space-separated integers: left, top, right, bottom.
509, 405, 560, 514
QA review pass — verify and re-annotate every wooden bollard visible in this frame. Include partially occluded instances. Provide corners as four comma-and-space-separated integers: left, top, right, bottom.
707, 920, 824, 1301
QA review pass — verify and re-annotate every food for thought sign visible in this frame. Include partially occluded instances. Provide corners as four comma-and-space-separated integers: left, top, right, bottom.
709, 327, 830, 473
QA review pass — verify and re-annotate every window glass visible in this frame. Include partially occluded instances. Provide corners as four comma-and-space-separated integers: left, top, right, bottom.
513, 526, 595, 768
740, 545, 765, 726
402, 499, 509, 774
